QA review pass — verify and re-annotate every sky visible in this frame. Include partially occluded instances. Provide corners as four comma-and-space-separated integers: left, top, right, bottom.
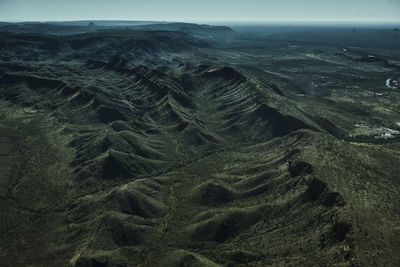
0, 0, 399, 23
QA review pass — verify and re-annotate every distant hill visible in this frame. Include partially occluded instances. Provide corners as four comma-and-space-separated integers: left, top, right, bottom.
126, 22, 233, 37
0, 30, 210, 64
0, 23, 92, 35
0, 21, 233, 37
47, 20, 165, 27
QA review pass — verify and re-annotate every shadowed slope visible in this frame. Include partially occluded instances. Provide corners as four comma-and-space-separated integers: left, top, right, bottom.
1, 28, 399, 267
0, 57, 312, 183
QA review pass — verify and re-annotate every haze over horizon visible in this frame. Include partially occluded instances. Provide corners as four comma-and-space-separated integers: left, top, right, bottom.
0, 0, 399, 23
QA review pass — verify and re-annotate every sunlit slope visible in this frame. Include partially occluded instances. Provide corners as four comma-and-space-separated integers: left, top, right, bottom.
0, 29, 399, 266
0, 55, 311, 182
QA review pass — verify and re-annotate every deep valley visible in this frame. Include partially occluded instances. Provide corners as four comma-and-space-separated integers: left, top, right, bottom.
0, 21, 399, 266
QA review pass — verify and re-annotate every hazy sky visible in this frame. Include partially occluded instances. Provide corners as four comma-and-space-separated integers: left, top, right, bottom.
0, 0, 399, 22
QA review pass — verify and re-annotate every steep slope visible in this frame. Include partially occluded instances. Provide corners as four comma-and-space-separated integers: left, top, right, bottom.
0, 30, 399, 267
0, 56, 311, 184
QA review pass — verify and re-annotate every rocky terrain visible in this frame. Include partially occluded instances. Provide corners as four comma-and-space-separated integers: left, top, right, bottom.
0, 22, 399, 266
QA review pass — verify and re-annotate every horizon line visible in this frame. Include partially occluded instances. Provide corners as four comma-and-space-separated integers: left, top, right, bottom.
1, 19, 400, 24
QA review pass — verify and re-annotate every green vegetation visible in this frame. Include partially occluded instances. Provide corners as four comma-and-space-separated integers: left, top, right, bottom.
0, 23, 399, 266
0, 104, 75, 265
